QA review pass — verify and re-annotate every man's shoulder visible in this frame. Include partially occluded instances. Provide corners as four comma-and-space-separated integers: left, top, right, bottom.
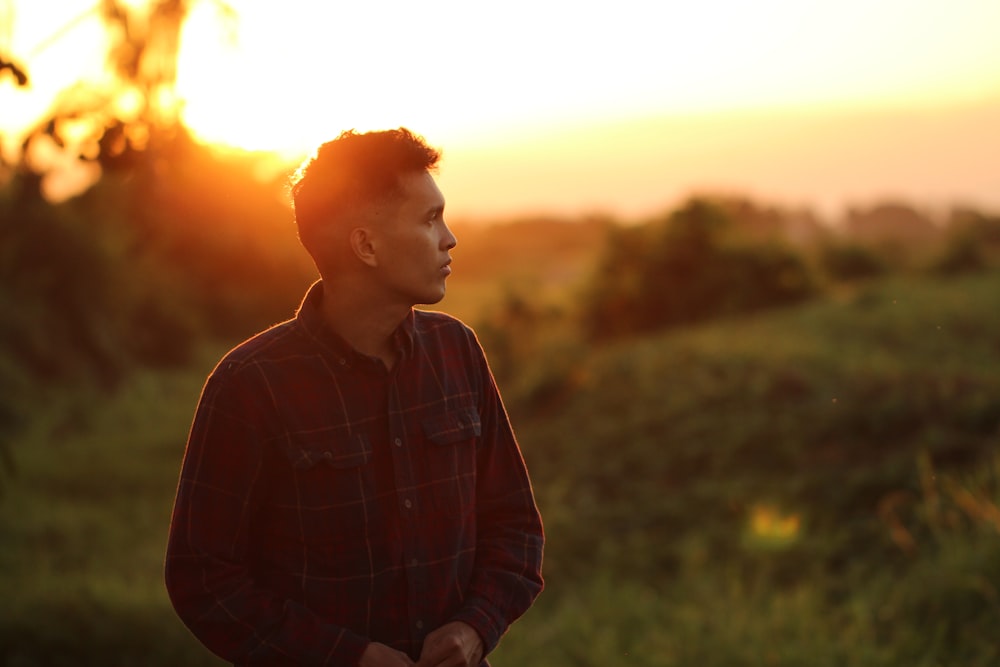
413, 308, 475, 339
214, 317, 302, 374
410, 310, 492, 375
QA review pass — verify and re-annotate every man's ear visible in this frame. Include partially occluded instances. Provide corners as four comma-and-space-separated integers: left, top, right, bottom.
349, 226, 379, 267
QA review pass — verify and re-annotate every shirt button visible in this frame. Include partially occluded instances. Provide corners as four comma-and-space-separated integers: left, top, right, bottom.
394, 437, 402, 447
338, 358, 347, 365
403, 499, 412, 509
415, 620, 424, 630
410, 558, 418, 567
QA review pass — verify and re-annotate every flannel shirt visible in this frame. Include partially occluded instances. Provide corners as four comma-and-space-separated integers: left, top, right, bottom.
165, 281, 544, 666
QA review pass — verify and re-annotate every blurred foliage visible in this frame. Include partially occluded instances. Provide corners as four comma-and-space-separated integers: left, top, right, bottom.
513, 271, 1000, 580
930, 232, 987, 276
499, 271, 1000, 666
842, 202, 942, 269
0, 127, 315, 453
580, 197, 817, 340
816, 239, 889, 281
0, 0, 287, 440
449, 215, 611, 284
0, 53, 30, 87
8, 1, 233, 180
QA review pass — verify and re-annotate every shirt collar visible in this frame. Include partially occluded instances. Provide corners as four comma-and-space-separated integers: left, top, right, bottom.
296, 280, 416, 365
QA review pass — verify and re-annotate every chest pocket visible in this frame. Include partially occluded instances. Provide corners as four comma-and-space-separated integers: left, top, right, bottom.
421, 407, 481, 515
422, 406, 482, 446
271, 432, 374, 544
281, 432, 372, 471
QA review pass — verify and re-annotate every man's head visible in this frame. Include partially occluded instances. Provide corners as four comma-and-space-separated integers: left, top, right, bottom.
291, 128, 456, 306
291, 128, 440, 248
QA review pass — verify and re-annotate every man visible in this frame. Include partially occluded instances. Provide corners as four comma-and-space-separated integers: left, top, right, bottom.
165, 128, 544, 667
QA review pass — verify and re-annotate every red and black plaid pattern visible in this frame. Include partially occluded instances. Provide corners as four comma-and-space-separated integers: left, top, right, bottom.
165, 282, 544, 666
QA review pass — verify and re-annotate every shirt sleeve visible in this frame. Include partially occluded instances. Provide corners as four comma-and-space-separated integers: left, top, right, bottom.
448, 332, 545, 655
164, 362, 369, 666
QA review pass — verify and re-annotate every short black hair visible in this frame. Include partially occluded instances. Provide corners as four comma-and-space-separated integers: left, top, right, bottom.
290, 128, 440, 245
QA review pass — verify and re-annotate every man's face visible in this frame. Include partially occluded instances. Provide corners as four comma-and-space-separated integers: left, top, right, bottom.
369, 170, 456, 307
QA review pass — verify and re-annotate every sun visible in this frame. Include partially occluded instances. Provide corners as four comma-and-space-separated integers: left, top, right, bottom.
175, 3, 304, 156
174, 3, 458, 158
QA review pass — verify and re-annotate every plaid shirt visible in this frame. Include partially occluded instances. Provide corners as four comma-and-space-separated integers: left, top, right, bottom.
165, 282, 544, 666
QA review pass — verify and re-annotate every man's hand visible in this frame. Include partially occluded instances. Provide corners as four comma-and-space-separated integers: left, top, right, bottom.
416, 621, 484, 667
359, 642, 416, 667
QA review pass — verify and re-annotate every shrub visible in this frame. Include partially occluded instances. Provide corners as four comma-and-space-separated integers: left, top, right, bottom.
817, 240, 888, 281
581, 198, 817, 340
929, 231, 988, 276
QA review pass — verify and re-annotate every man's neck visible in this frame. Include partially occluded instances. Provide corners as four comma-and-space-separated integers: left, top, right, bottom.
319, 278, 410, 370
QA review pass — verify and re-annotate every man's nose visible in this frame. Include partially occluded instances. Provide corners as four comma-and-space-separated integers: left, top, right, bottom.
442, 223, 457, 250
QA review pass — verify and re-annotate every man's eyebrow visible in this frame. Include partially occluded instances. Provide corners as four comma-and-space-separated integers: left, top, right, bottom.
427, 203, 445, 216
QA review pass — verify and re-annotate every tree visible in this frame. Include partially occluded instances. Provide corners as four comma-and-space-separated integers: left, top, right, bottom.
2, 0, 235, 198
0, 53, 29, 87
0, 0, 309, 389
582, 197, 817, 340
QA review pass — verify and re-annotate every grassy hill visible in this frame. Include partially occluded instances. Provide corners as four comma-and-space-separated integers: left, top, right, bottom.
496, 269, 1000, 666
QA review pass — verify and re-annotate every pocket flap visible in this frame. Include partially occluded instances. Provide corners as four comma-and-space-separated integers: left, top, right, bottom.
423, 407, 482, 445
281, 433, 371, 470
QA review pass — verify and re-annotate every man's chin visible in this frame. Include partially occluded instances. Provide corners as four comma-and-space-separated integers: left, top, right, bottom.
418, 288, 447, 307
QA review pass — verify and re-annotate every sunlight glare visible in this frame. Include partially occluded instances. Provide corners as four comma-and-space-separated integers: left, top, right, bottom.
171, 0, 1000, 157
175, 2, 455, 157
748, 504, 801, 547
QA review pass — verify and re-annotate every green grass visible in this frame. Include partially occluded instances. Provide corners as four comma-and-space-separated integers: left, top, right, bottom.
0, 350, 227, 666
492, 271, 1000, 666
3, 272, 1000, 665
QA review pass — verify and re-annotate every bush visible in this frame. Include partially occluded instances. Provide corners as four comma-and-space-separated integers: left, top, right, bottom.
817, 240, 888, 281
0, 132, 318, 393
581, 198, 817, 340
1, 193, 141, 390
929, 231, 987, 276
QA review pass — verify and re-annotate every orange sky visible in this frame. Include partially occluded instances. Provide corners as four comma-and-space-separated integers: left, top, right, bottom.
2, 0, 999, 220
438, 99, 1000, 223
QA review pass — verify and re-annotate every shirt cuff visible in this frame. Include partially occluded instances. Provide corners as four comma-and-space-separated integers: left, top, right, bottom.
449, 597, 506, 656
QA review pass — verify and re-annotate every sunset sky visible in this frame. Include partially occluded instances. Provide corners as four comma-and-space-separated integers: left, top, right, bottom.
2, 0, 999, 220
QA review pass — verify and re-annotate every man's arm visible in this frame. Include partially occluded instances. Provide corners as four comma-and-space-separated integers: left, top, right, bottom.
446, 334, 545, 657
165, 364, 369, 666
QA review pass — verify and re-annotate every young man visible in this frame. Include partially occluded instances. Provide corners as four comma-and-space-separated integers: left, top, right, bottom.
165, 128, 544, 667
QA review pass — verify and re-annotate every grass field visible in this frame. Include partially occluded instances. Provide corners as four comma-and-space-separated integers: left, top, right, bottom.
0, 352, 228, 665
495, 270, 1000, 666
2, 269, 999, 665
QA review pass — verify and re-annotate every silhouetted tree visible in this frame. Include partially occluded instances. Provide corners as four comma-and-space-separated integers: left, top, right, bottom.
0, 0, 310, 396
4, 0, 234, 196
0, 53, 29, 87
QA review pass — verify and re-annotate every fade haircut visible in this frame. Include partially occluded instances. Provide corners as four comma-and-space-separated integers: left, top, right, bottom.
290, 128, 441, 249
